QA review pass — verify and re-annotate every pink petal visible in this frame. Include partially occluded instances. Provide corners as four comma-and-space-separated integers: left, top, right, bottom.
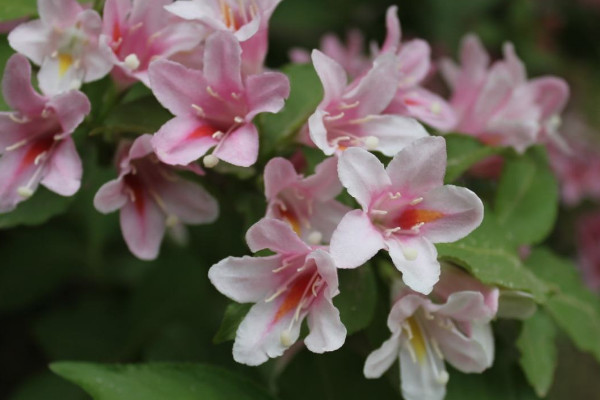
307, 109, 335, 155
209, 255, 284, 303
212, 123, 258, 167
309, 249, 340, 297
311, 50, 347, 106
434, 291, 494, 322
152, 116, 218, 165
0, 145, 40, 212
38, 0, 83, 26
120, 194, 166, 260
164, 0, 210, 20
94, 178, 127, 213
302, 156, 343, 201
387, 236, 440, 295
37, 56, 85, 95
337, 147, 391, 209
389, 88, 457, 131
159, 177, 219, 224
309, 200, 352, 244
386, 136, 446, 197
7, 20, 50, 66
398, 335, 448, 400
1, 54, 47, 116
396, 39, 431, 87
264, 157, 298, 200
432, 321, 494, 373
527, 77, 569, 119
329, 209, 385, 269
304, 295, 346, 353
40, 138, 82, 196
246, 218, 310, 255
245, 71, 290, 120
128, 133, 154, 160
48, 90, 91, 134
363, 331, 402, 378
380, 6, 401, 54
203, 31, 243, 94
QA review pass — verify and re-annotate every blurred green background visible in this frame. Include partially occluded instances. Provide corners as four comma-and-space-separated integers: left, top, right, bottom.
1, 0, 600, 399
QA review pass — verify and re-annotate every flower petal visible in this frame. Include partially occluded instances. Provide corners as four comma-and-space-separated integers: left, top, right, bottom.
7, 20, 50, 66
388, 88, 457, 131
399, 334, 448, 400
152, 116, 218, 165
380, 5, 401, 54
245, 71, 290, 120
527, 76, 569, 119
397, 39, 430, 87
94, 178, 127, 214
309, 199, 351, 244
302, 156, 343, 201
38, 0, 83, 26
330, 209, 385, 269
40, 138, 82, 196
433, 321, 494, 373
160, 177, 219, 224
304, 295, 346, 353
246, 218, 310, 255
364, 330, 402, 378
264, 157, 298, 200
212, 122, 258, 167
120, 194, 166, 260
1, 54, 47, 116
48, 90, 91, 134
203, 31, 243, 94
387, 236, 440, 295
311, 50, 347, 106
308, 109, 335, 155
337, 147, 390, 209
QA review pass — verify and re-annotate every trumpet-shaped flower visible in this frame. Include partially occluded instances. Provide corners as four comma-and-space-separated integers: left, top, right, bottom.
165, 0, 282, 73
94, 134, 219, 260
8, 0, 114, 95
0, 54, 89, 212
440, 34, 569, 153
330, 136, 483, 294
264, 157, 350, 245
209, 218, 346, 366
149, 31, 289, 168
308, 50, 428, 156
363, 278, 496, 400
102, 0, 205, 88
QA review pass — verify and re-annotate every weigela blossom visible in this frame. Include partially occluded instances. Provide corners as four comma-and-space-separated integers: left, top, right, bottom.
93, 134, 219, 260
264, 156, 350, 245
0, 54, 90, 212
209, 218, 346, 366
364, 273, 497, 400
102, 0, 205, 88
440, 34, 569, 153
149, 31, 290, 168
8, 0, 114, 95
576, 212, 600, 291
330, 136, 484, 294
165, 0, 282, 73
308, 50, 428, 156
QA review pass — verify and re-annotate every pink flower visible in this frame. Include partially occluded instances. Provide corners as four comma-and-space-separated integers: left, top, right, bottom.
264, 156, 350, 245
102, 0, 205, 88
209, 218, 346, 365
165, 0, 282, 73
149, 31, 290, 168
93, 134, 219, 260
576, 211, 600, 291
8, 0, 114, 95
363, 278, 496, 400
330, 136, 484, 294
308, 50, 428, 156
440, 34, 569, 153
0, 54, 90, 212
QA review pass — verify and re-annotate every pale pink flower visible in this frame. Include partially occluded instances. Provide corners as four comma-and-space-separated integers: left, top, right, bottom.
308, 50, 428, 156
363, 278, 496, 400
8, 0, 114, 95
264, 156, 350, 245
209, 218, 346, 365
330, 136, 484, 294
93, 134, 219, 260
165, 0, 282, 73
0, 54, 89, 212
440, 34, 569, 153
102, 0, 205, 88
149, 31, 289, 168
576, 211, 600, 291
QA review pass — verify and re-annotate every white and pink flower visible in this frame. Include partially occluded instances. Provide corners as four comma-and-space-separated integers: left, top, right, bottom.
330, 136, 484, 294
209, 218, 346, 365
0, 54, 90, 212
8, 0, 114, 95
149, 31, 290, 168
93, 134, 219, 260
264, 156, 350, 245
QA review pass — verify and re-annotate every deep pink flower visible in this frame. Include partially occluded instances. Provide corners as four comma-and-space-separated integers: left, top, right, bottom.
364, 276, 496, 400
0, 54, 89, 212
308, 50, 428, 156
102, 0, 205, 88
264, 156, 350, 245
165, 0, 282, 73
440, 34, 569, 153
8, 0, 114, 95
94, 134, 219, 260
149, 31, 290, 168
209, 218, 346, 365
330, 137, 484, 294
576, 211, 600, 291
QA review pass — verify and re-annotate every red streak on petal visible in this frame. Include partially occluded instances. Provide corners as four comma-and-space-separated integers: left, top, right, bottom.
187, 124, 217, 140
124, 174, 146, 215
396, 208, 444, 230
273, 273, 313, 323
17, 136, 54, 174
279, 206, 301, 236
112, 22, 122, 53
404, 97, 422, 107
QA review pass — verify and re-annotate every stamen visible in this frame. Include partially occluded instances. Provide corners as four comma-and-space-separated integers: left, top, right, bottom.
124, 53, 140, 70
388, 191, 402, 199
280, 329, 293, 346
9, 113, 28, 124
410, 197, 423, 205
402, 246, 418, 261
324, 112, 345, 121
348, 115, 376, 125
371, 209, 388, 216
166, 214, 179, 227
338, 100, 360, 110
231, 92, 241, 100
311, 277, 322, 296
364, 136, 379, 150
191, 104, 206, 117
384, 227, 401, 237
129, 22, 144, 32
34, 151, 47, 165
307, 231, 323, 245
431, 102, 442, 115
5, 139, 28, 151
212, 131, 224, 140
206, 86, 222, 99
17, 187, 34, 198
431, 337, 444, 359
411, 222, 425, 232
234, 116, 244, 124
203, 155, 219, 168
42, 109, 52, 119
265, 286, 287, 303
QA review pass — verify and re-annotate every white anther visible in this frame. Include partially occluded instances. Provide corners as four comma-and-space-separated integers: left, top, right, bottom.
410, 197, 423, 205
280, 330, 293, 346
9, 113, 28, 123
234, 116, 244, 124
124, 53, 140, 70
324, 112, 345, 121
206, 86, 220, 98
41, 109, 51, 119
548, 114, 562, 131
349, 115, 376, 124
388, 192, 402, 199
34, 151, 47, 165
212, 131, 224, 140
68, 79, 82, 91
307, 231, 323, 245
338, 100, 360, 110
364, 136, 379, 150
431, 102, 442, 115
191, 104, 206, 117
402, 246, 418, 261
437, 371, 449, 384
17, 187, 34, 199
166, 214, 179, 228
231, 92, 241, 100
51, 51, 58, 58
5, 140, 28, 151
411, 222, 425, 232
203, 155, 219, 168
385, 227, 402, 237
371, 209, 388, 216
265, 287, 287, 303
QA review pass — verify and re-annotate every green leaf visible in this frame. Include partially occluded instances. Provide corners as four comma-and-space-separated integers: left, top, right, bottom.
495, 147, 559, 245
0, 1, 37, 22
8, 372, 87, 400
258, 63, 322, 155
334, 265, 377, 335
213, 302, 252, 344
444, 133, 501, 183
100, 96, 172, 136
50, 362, 275, 400
436, 210, 548, 302
517, 310, 558, 397
0, 187, 74, 229
526, 248, 600, 363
